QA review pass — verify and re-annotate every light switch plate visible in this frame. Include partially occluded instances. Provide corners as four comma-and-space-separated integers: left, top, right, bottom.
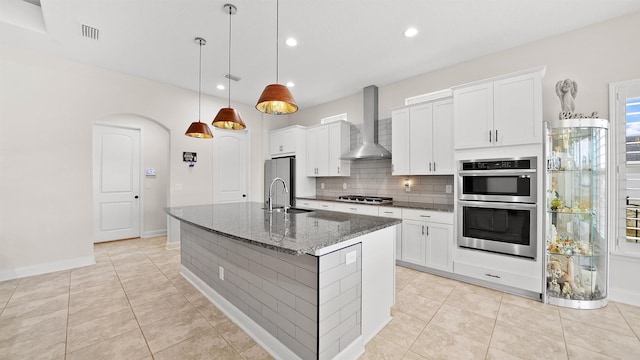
321, 183, 325, 189
446, 185, 453, 193
342, 183, 347, 190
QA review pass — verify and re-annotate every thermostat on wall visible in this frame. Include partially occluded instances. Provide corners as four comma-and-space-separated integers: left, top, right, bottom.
145, 169, 156, 176
183, 152, 197, 162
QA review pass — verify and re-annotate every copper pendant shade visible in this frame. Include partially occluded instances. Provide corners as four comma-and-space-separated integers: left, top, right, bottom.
212, 4, 246, 130
185, 37, 213, 139
185, 121, 213, 138
256, 84, 298, 115
255, 0, 298, 115
213, 107, 246, 130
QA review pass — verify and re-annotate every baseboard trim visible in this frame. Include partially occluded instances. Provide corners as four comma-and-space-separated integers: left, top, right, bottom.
610, 287, 640, 307
0, 255, 96, 282
181, 266, 302, 360
166, 242, 180, 250
142, 229, 167, 238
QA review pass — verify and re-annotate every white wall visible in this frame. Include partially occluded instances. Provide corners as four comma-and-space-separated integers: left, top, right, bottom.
0, 43, 266, 280
290, 11, 640, 305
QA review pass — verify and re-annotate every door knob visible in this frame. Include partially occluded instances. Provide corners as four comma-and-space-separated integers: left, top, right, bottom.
134, 195, 139, 199
242, 194, 247, 197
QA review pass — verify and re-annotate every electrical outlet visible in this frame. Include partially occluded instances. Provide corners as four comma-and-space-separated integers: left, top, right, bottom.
446, 185, 453, 194
343, 183, 347, 190
346, 250, 356, 265
219, 266, 224, 280
321, 183, 325, 189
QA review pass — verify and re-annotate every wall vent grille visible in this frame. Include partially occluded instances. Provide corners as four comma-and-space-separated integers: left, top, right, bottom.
81, 24, 100, 40
225, 73, 241, 82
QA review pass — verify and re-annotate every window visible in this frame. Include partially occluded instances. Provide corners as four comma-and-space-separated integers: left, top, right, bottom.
614, 80, 640, 255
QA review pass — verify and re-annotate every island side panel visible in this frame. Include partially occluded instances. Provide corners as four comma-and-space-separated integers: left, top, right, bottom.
318, 243, 362, 360
180, 223, 319, 360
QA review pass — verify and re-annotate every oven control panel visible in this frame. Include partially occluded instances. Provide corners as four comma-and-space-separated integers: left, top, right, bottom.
461, 157, 535, 171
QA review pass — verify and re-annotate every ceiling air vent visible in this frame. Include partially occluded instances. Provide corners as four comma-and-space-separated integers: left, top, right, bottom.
81, 24, 99, 40
225, 73, 241, 82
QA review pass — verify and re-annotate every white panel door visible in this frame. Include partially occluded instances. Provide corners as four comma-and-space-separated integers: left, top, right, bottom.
93, 125, 141, 242
213, 128, 248, 203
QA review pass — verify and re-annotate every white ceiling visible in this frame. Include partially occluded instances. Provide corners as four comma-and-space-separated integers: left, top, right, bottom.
2, 0, 640, 109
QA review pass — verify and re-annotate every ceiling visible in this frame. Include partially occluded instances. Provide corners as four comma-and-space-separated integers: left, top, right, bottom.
2, 0, 640, 110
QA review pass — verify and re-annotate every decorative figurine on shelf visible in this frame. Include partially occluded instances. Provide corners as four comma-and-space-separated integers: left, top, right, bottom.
556, 79, 578, 113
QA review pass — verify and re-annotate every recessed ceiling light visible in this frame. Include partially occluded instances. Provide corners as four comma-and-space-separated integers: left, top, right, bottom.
286, 81, 295, 87
216, 84, 225, 90
404, 27, 418, 38
285, 37, 297, 47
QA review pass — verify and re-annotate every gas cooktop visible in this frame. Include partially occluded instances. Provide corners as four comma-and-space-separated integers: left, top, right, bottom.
337, 195, 393, 205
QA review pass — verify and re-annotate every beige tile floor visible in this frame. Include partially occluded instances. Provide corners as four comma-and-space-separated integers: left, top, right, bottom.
1, 236, 639, 359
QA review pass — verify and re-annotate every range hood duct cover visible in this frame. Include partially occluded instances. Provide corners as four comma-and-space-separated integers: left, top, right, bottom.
341, 85, 391, 160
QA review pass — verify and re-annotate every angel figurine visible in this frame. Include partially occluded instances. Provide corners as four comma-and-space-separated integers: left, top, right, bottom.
556, 79, 578, 112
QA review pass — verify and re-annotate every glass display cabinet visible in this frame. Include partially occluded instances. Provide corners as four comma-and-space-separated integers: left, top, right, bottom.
545, 119, 608, 309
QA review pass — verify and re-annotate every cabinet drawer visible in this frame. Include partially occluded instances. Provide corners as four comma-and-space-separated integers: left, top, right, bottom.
316, 201, 335, 211
453, 261, 540, 293
297, 199, 319, 209
333, 202, 378, 216
378, 206, 402, 218
402, 209, 452, 224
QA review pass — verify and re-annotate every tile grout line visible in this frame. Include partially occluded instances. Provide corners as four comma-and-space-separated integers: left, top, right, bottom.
64, 270, 72, 360
483, 295, 502, 360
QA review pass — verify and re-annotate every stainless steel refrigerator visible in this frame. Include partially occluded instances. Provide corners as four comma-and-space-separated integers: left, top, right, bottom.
264, 157, 295, 209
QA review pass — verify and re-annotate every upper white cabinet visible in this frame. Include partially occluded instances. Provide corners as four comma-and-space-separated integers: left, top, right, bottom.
306, 120, 351, 177
270, 126, 298, 157
392, 98, 454, 175
453, 67, 544, 150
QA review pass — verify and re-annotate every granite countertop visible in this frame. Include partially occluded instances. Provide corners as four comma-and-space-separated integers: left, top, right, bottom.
165, 202, 401, 256
297, 195, 454, 213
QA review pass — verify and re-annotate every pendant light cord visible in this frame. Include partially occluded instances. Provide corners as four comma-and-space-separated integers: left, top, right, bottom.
228, 5, 232, 108
275, 0, 279, 84
198, 39, 203, 122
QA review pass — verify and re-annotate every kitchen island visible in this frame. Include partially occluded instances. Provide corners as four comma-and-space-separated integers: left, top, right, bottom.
166, 202, 400, 360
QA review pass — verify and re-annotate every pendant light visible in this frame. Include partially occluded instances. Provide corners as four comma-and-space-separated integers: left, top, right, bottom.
185, 37, 213, 138
255, 0, 298, 115
212, 4, 246, 130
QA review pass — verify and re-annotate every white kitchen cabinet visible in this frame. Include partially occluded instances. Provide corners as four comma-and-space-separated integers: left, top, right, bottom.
391, 107, 410, 175
306, 121, 351, 177
269, 127, 297, 157
296, 199, 334, 211
333, 202, 379, 216
453, 67, 544, 150
378, 206, 402, 261
400, 209, 453, 272
392, 98, 454, 175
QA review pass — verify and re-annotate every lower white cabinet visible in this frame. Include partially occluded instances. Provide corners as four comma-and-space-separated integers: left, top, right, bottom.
401, 209, 453, 272
296, 199, 334, 211
378, 206, 403, 261
333, 202, 379, 216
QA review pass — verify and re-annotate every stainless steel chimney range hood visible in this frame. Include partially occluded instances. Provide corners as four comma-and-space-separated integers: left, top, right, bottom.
341, 85, 391, 160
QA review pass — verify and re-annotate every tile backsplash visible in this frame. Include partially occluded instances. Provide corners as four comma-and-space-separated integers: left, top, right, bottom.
315, 119, 454, 205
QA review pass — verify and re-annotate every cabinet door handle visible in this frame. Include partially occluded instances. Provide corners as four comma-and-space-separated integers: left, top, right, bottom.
489, 130, 492, 143
422, 225, 425, 235
429, 162, 432, 172
349, 207, 357, 211
383, 211, 393, 214
426, 226, 429, 236
419, 215, 431, 218
279, 145, 283, 152
337, 166, 340, 174
495, 129, 498, 142
485, 273, 501, 279
433, 162, 436, 172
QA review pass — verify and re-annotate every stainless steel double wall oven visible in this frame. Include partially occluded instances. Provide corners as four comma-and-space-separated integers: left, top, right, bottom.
458, 157, 537, 259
